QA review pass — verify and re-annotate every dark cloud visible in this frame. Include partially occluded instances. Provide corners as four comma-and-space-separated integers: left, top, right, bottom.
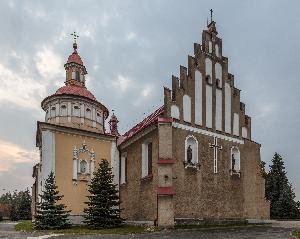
0, 0, 299, 199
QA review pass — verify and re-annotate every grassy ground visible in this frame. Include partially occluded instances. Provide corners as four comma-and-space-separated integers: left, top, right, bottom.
292, 229, 300, 238
15, 220, 149, 234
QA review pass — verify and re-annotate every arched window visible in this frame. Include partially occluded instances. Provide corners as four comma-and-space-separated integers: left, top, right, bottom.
86, 108, 91, 119
73, 105, 80, 117
183, 95, 191, 123
171, 105, 180, 120
60, 104, 67, 116
184, 135, 199, 168
96, 111, 102, 123
79, 159, 89, 174
51, 106, 56, 117
75, 71, 80, 81
231, 146, 241, 175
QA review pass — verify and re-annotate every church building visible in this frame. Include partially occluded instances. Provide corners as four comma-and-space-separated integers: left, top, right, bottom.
32, 38, 120, 224
32, 18, 269, 227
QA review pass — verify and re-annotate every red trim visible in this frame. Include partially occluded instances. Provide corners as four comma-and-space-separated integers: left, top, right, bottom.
157, 158, 176, 164
157, 186, 176, 196
157, 117, 173, 123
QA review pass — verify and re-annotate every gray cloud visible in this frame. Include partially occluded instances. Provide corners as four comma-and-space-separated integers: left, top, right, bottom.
0, 0, 299, 199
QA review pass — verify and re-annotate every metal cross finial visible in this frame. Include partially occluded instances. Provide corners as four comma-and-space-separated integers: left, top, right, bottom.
210, 9, 213, 23
71, 31, 79, 43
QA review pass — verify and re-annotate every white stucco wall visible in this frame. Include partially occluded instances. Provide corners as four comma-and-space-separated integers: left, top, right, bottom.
225, 83, 232, 134
233, 113, 239, 136
215, 89, 222, 131
206, 85, 212, 128
41, 130, 55, 193
183, 95, 191, 123
171, 105, 180, 119
205, 58, 212, 77
215, 63, 222, 86
242, 127, 248, 138
111, 141, 119, 186
195, 70, 202, 125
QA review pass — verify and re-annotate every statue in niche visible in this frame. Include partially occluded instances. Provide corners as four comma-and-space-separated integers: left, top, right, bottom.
80, 160, 87, 174
232, 154, 236, 172
187, 145, 193, 164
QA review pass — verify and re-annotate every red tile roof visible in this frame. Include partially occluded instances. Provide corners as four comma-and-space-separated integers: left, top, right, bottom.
118, 106, 164, 145
55, 85, 96, 101
67, 51, 83, 65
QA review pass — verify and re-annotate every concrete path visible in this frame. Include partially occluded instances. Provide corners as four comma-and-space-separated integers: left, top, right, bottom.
269, 220, 300, 228
0, 221, 298, 238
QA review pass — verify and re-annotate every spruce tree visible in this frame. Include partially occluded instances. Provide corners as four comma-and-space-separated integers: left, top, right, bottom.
34, 172, 70, 229
84, 159, 123, 228
18, 189, 32, 220
265, 153, 300, 219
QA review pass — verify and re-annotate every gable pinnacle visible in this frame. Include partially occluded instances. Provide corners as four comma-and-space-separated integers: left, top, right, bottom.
210, 9, 213, 24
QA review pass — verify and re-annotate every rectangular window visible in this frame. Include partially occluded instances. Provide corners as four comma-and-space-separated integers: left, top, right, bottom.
120, 154, 127, 184
147, 143, 152, 175
142, 141, 152, 178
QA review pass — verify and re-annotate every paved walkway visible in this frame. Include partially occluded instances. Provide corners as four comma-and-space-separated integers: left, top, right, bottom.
0, 221, 299, 239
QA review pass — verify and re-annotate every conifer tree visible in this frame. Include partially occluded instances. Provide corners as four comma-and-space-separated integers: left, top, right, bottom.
265, 153, 300, 219
18, 189, 32, 220
84, 159, 123, 228
34, 172, 70, 229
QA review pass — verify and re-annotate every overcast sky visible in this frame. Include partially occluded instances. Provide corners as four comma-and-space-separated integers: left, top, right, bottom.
0, 0, 299, 200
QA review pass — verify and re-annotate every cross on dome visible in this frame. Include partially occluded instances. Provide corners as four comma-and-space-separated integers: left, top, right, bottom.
71, 32, 79, 43
71, 32, 79, 53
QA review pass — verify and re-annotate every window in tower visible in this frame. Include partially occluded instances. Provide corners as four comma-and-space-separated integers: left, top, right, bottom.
86, 108, 91, 119
75, 71, 80, 81
51, 106, 56, 117
60, 104, 67, 116
73, 105, 80, 117
96, 111, 103, 123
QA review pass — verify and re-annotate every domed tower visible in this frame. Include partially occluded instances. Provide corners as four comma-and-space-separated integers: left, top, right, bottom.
41, 40, 108, 134
33, 36, 120, 222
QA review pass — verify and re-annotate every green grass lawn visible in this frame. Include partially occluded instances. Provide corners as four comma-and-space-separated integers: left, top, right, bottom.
15, 220, 149, 234
292, 229, 300, 238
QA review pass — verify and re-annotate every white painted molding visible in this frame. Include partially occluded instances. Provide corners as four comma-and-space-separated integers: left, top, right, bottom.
172, 122, 244, 144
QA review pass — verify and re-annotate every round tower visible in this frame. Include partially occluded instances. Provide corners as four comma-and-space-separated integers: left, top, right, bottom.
41, 41, 109, 134
109, 112, 119, 136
